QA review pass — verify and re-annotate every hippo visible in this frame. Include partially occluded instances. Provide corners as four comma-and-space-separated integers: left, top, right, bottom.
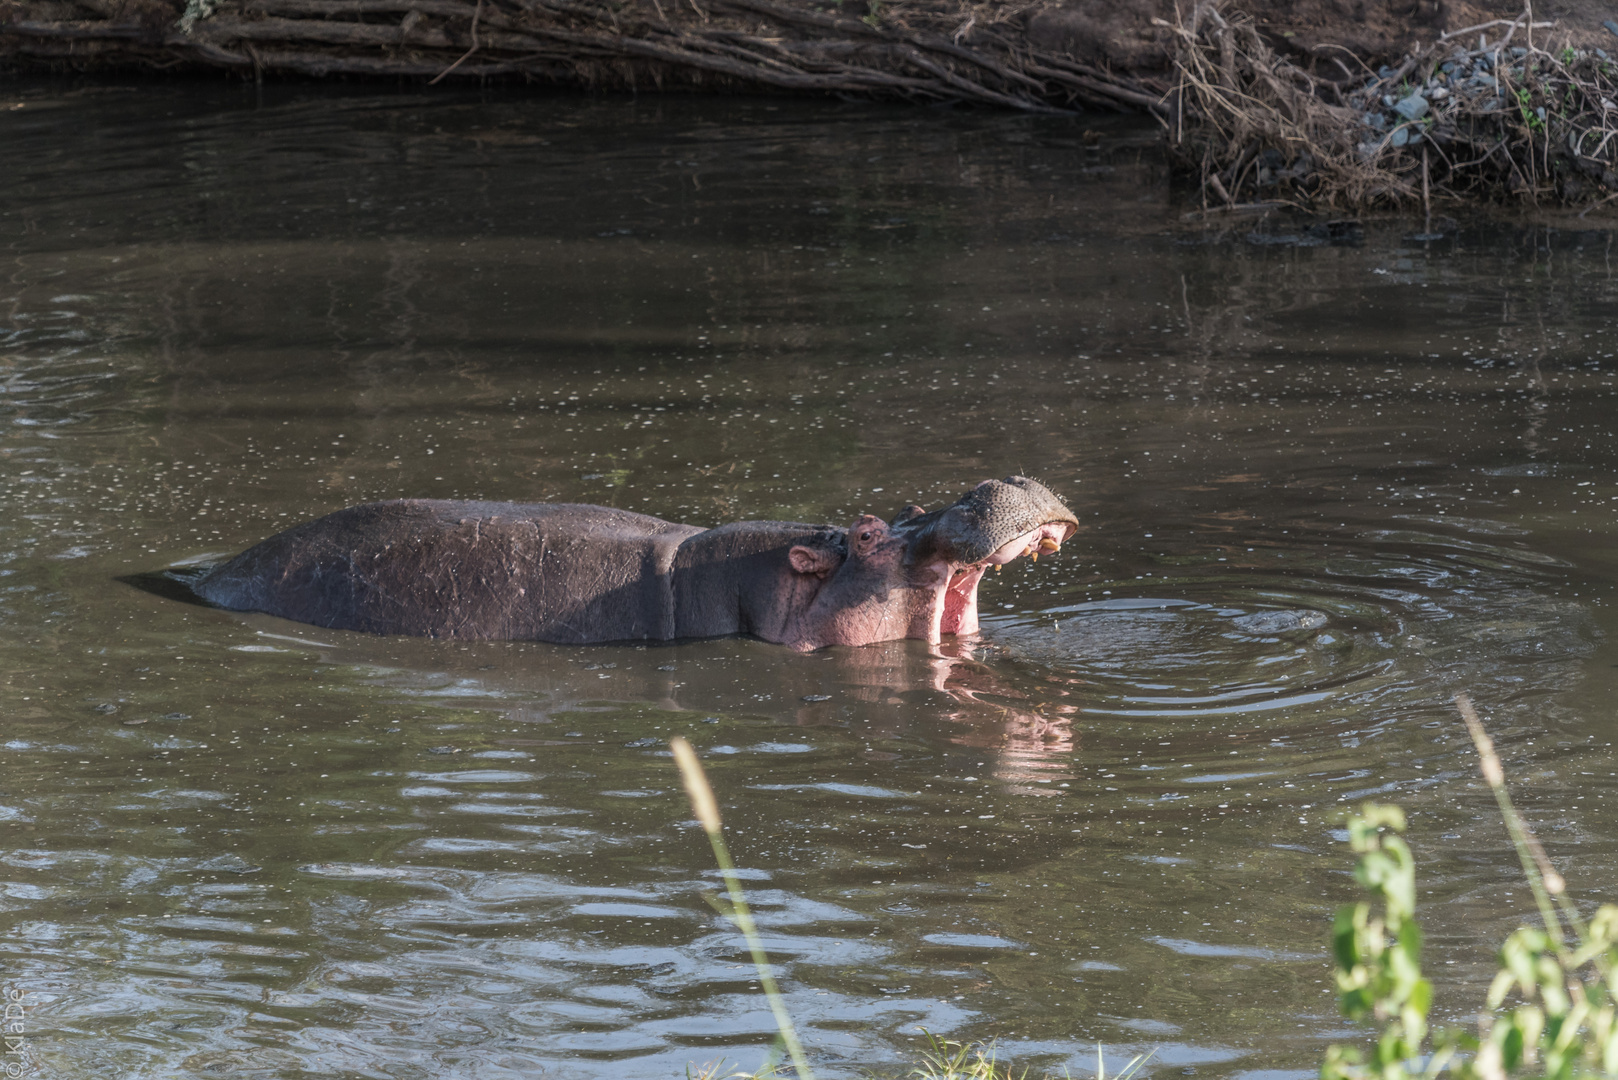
190, 476, 1078, 652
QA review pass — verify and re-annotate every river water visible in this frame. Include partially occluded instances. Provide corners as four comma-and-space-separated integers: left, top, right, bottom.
2, 80, 1616, 1079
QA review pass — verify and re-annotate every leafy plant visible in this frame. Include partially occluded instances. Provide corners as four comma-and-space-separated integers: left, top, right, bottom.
912, 1032, 1025, 1080
1323, 803, 1446, 1080
1516, 88, 1545, 133
1323, 694, 1618, 1079
910, 1033, 1154, 1080
687, 1061, 786, 1080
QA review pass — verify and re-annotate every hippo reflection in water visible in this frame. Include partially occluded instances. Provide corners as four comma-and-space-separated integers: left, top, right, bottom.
192, 475, 1078, 652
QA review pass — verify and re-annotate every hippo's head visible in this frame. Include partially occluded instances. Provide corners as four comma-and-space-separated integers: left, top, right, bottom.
787, 476, 1078, 650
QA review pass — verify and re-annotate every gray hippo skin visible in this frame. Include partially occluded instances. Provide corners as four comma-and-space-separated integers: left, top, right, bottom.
191, 476, 1078, 651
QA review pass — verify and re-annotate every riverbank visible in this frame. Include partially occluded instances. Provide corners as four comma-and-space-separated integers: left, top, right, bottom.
8, 0, 1618, 209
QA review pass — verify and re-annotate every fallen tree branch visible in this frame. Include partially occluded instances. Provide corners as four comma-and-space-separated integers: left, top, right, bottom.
1, 0, 1169, 115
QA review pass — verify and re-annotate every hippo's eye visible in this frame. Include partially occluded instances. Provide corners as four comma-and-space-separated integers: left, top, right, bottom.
859, 531, 872, 541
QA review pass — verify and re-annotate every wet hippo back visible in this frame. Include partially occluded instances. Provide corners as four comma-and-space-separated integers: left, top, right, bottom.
194, 499, 705, 642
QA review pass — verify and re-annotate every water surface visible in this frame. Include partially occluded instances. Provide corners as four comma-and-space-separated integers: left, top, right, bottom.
2, 80, 1617, 1078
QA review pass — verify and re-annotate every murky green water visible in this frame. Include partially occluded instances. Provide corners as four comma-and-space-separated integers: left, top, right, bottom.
3, 80, 1618, 1079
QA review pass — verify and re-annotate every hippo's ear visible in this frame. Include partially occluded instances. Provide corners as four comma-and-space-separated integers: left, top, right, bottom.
789, 545, 840, 577
890, 504, 926, 527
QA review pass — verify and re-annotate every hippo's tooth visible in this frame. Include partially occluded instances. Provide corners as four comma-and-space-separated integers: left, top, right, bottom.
1039, 537, 1061, 554
1030, 552, 1038, 562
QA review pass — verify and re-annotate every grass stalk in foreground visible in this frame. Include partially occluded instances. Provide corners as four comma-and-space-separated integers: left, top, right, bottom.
672, 736, 816, 1080
1454, 693, 1578, 947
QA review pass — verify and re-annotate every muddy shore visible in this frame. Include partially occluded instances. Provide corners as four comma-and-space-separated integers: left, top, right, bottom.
8, 0, 1618, 208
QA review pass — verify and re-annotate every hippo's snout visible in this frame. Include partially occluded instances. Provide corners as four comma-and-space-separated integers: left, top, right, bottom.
897, 475, 1078, 568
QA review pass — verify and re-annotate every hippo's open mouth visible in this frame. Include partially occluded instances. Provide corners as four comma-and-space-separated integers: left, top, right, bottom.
941, 564, 987, 636
898, 477, 1079, 642
934, 520, 1074, 637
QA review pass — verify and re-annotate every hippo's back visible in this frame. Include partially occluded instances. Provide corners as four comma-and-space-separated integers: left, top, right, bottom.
193, 499, 704, 642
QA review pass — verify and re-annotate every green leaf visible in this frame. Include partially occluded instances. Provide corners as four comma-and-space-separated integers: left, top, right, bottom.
1487, 968, 1516, 1010
1334, 906, 1365, 970
1500, 1021, 1525, 1071
1408, 978, 1431, 1019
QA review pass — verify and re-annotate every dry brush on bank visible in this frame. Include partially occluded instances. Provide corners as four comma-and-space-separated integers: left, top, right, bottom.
1165, 2, 1618, 211
0, 0, 1165, 113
